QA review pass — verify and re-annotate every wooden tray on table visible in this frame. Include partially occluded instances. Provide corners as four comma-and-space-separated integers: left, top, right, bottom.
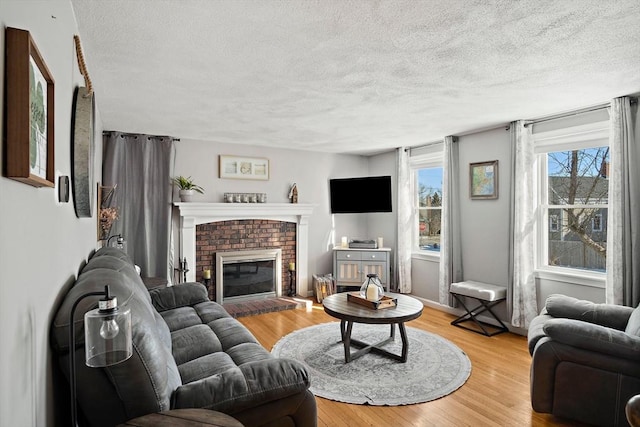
347, 291, 397, 310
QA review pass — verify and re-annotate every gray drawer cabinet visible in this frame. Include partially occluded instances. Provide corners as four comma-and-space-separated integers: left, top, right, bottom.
332, 248, 391, 292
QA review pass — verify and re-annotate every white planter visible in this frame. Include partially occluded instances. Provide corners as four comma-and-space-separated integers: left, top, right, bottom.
179, 189, 196, 202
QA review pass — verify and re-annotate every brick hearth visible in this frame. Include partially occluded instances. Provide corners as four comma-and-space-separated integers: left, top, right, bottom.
223, 297, 307, 318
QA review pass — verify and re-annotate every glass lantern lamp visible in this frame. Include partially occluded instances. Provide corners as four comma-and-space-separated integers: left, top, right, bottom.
69, 285, 132, 426
360, 273, 384, 301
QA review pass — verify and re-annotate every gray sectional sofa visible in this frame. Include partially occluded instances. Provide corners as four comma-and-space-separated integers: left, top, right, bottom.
51, 247, 316, 427
528, 294, 640, 427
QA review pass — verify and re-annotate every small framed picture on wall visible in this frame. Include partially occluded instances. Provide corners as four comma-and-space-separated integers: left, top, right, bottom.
469, 160, 498, 199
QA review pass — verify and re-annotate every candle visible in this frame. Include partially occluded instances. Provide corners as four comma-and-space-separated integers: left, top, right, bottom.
377, 237, 384, 248
289, 262, 296, 271
203, 269, 211, 279
341, 236, 348, 248
366, 284, 379, 301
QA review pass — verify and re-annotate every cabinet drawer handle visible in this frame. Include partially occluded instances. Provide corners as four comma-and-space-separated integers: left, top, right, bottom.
346, 254, 351, 258
371, 255, 376, 258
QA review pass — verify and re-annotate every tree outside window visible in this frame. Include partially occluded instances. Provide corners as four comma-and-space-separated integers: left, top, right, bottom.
417, 167, 443, 252
545, 146, 609, 271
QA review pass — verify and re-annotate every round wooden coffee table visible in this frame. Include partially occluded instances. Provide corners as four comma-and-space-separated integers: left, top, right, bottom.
322, 292, 423, 363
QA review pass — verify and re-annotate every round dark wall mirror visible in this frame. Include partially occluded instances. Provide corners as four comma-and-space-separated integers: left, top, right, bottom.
71, 86, 95, 218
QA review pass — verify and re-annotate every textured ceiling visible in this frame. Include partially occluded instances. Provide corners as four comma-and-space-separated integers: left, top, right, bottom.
71, 0, 640, 155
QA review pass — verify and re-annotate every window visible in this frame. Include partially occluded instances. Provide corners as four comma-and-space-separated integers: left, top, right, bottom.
410, 145, 444, 255
542, 147, 609, 272
416, 167, 443, 252
535, 118, 610, 275
592, 214, 603, 232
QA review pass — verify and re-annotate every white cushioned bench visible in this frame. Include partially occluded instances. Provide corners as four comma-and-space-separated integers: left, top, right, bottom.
450, 280, 508, 336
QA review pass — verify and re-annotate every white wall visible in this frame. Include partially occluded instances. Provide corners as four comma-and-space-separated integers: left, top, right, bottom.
368, 150, 397, 280
172, 139, 384, 285
409, 127, 512, 317
0, 1, 103, 425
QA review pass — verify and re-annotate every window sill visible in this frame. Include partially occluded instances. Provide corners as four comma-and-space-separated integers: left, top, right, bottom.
412, 251, 441, 262
535, 267, 605, 288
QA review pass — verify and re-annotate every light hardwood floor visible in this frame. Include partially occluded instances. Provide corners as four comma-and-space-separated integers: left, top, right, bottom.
238, 298, 589, 427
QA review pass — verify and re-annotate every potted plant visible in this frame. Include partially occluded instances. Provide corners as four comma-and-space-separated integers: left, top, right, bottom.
172, 176, 204, 202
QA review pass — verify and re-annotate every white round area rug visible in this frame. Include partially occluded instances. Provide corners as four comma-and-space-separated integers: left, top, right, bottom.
271, 322, 471, 406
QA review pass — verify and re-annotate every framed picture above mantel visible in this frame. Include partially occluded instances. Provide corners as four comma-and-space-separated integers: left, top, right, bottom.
219, 155, 269, 180
4, 27, 55, 187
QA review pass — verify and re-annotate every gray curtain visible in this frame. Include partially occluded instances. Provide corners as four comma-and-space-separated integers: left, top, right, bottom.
102, 132, 174, 279
508, 120, 538, 328
395, 147, 412, 293
438, 136, 462, 306
606, 97, 639, 306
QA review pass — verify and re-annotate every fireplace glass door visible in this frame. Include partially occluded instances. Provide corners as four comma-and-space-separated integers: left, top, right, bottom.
222, 259, 276, 301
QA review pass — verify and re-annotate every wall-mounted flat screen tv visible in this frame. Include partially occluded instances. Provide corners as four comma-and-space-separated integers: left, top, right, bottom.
329, 175, 392, 213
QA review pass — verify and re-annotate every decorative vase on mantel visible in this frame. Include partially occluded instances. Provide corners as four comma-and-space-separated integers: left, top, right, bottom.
179, 189, 196, 202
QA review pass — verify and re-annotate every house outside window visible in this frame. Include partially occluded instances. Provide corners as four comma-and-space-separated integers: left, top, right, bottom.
534, 118, 610, 278
410, 146, 444, 254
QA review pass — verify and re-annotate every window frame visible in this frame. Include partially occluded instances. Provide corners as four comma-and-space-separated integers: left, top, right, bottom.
410, 146, 444, 259
533, 120, 609, 287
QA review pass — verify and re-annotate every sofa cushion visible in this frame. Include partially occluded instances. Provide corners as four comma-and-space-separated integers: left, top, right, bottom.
150, 282, 210, 312
178, 352, 239, 384
544, 318, 640, 361
545, 294, 633, 330
172, 358, 311, 414
172, 325, 222, 365
527, 308, 551, 355
209, 316, 261, 351
81, 254, 152, 306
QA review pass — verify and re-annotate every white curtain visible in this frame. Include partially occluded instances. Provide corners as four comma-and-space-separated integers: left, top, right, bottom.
606, 97, 640, 306
395, 147, 412, 293
438, 136, 462, 305
508, 121, 538, 328
103, 132, 175, 279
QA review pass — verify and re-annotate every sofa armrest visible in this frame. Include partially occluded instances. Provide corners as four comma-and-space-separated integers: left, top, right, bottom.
545, 294, 633, 330
543, 318, 640, 361
172, 358, 310, 414
150, 282, 209, 312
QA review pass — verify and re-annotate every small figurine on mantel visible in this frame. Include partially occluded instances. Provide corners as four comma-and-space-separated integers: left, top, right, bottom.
288, 183, 298, 204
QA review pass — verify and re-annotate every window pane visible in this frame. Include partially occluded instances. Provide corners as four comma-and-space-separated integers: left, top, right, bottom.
545, 146, 608, 272
547, 207, 607, 272
417, 167, 443, 252
547, 147, 609, 205
418, 208, 441, 251
418, 168, 443, 208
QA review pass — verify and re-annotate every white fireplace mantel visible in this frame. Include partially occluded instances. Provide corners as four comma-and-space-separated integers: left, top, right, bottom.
174, 203, 314, 297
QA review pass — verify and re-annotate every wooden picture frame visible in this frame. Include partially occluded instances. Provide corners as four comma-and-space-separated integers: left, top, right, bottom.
219, 155, 269, 180
4, 27, 55, 187
469, 160, 498, 199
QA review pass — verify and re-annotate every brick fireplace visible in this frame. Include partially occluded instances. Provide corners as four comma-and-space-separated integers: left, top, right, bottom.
175, 203, 314, 301
196, 220, 293, 301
